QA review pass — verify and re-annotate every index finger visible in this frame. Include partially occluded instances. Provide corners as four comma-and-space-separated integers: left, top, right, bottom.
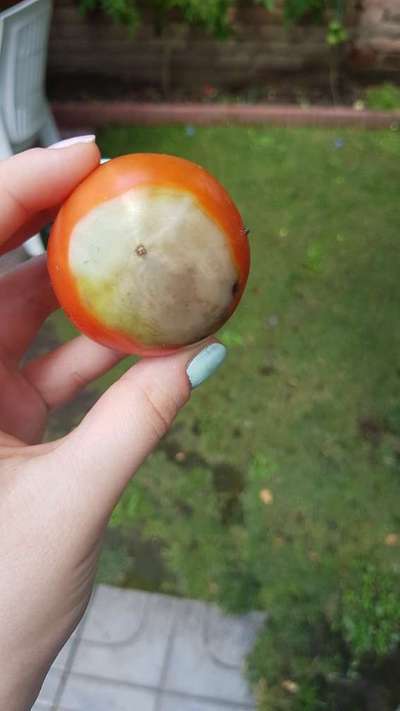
0, 140, 100, 255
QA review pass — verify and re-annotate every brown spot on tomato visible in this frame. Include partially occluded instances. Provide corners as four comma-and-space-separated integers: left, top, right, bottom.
135, 244, 147, 257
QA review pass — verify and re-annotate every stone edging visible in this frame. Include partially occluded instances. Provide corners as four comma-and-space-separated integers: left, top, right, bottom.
52, 101, 400, 130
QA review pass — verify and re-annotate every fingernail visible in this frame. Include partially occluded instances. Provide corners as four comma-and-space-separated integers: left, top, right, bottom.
186, 343, 227, 389
49, 135, 96, 150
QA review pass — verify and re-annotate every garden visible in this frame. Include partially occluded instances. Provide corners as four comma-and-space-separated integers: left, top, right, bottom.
50, 0, 400, 110
40, 122, 400, 710
1, 0, 398, 706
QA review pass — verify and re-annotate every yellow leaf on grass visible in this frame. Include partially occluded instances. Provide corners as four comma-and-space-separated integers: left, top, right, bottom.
385, 533, 398, 546
281, 680, 299, 694
259, 488, 273, 504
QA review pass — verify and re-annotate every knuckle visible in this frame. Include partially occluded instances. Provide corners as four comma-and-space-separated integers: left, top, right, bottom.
137, 380, 179, 440
69, 369, 88, 395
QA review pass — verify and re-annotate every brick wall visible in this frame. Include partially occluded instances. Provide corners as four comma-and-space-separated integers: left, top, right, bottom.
355, 0, 400, 71
47, 1, 399, 89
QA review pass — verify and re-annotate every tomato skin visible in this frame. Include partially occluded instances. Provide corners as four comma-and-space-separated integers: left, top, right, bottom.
48, 153, 250, 355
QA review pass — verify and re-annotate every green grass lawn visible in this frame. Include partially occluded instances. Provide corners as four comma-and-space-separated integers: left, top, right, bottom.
47, 125, 400, 708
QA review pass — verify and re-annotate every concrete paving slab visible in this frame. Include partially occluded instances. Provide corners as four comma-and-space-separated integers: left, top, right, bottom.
32, 701, 75, 711
163, 599, 263, 705
34, 586, 262, 710
59, 675, 157, 711
79, 585, 148, 644
71, 586, 178, 687
159, 694, 254, 711
32, 668, 64, 708
52, 629, 79, 671
204, 606, 265, 668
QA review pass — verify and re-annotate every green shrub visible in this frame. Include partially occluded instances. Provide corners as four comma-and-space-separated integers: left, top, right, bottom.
246, 603, 342, 710
365, 83, 400, 112
334, 563, 400, 668
247, 562, 400, 710
78, 0, 140, 28
283, 0, 326, 23
79, 0, 240, 36
77, 0, 348, 38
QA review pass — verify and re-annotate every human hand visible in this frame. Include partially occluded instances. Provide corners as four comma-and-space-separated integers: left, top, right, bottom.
0, 138, 227, 711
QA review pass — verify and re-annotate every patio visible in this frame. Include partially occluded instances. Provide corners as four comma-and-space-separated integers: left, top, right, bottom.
33, 586, 264, 711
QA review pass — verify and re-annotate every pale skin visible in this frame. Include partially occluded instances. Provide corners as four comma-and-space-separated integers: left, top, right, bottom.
0, 143, 217, 710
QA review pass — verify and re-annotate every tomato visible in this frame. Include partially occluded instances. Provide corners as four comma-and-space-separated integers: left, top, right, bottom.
48, 153, 250, 356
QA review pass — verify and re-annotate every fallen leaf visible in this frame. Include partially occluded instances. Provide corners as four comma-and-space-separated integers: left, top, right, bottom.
281, 680, 299, 694
385, 533, 398, 546
175, 451, 187, 463
260, 488, 273, 504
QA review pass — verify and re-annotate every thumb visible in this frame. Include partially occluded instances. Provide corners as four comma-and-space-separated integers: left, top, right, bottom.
51, 340, 226, 522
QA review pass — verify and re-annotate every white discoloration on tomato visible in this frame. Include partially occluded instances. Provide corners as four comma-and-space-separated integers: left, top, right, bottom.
69, 187, 238, 346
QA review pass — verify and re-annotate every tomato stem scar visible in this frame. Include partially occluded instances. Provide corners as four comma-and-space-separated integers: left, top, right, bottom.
135, 244, 147, 256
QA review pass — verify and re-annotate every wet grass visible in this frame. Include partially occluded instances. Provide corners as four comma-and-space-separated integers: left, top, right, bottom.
44, 124, 400, 593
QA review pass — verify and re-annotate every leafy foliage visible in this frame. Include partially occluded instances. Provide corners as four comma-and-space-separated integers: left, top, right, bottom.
78, 0, 140, 28
283, 0, 326, 23
78, 0, 236, 36
326, 19, 348, 47
248, 562, 400, 710
77, 0, 349, 40
365, 83, 400, 112
173, 0, 235, 37
334, 564, 400, 667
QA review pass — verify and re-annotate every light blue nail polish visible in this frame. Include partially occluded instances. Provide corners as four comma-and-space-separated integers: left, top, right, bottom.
186, 343, 227, 389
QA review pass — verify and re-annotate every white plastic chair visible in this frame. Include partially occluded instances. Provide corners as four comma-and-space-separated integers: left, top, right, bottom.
0, 0, 60, 256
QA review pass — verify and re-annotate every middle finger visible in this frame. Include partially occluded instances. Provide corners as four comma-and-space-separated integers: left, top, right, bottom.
0, 256, 58, 364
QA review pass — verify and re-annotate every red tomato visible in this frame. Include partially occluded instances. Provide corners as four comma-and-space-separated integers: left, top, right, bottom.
48, 153, 250, 356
